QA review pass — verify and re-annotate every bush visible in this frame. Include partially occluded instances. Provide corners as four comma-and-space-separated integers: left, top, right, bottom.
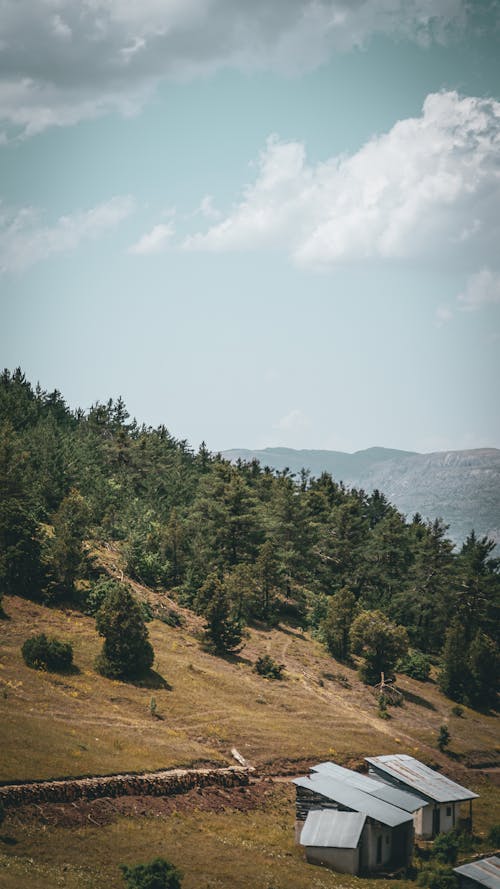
398, 650, 431, 681
22, 633, 73, 671
431, 831, 460, 865
437, 724, 451, 752
121, 857, 182, 889
488, 824, 500, 847
156, 606, 184, 628
85, 577, 119, 615
255, 654, 284, 680
418, 866, 459, 889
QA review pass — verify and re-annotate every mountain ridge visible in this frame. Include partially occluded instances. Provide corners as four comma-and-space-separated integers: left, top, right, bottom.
222, 446, 500, 548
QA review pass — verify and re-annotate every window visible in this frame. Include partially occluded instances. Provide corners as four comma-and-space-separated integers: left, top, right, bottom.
446, 807, 452, 817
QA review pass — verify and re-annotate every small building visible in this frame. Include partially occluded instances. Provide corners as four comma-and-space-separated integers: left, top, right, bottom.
454, 857, 500, 889
366, 754, 478, 839
294, 772, 414, 875
300, 810, 367, 874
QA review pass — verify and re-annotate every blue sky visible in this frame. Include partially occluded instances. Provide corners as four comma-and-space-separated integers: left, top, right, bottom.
1, 1, 499, 454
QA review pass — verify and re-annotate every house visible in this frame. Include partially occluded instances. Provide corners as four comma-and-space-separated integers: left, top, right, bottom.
366, 754, 478, 839
293, 771, 414, 875
454, 857, 500, 889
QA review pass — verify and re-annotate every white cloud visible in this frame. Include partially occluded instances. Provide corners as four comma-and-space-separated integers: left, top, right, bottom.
129, 222, 174, 255
274, 409, 310, 432
457, 268, 500, 311
0, 1, 467, 136
435, 305, 454, 326
0, 195, 134, 272
184, 91, 500, 271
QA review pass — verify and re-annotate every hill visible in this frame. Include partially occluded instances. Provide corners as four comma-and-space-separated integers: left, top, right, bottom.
1, 555, 499, 888
222, 446, 500, 548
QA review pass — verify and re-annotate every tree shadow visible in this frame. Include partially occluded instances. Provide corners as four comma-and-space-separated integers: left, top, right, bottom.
403, 690, 437, 710
0, 835, 18, 846
129, 670, 173, 691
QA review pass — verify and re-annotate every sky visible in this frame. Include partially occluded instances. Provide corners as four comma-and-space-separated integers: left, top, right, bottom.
1, 1, 500, 455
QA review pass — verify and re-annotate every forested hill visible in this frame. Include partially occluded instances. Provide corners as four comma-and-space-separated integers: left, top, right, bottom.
1, 368, 499, 709
223, 446, 500, 549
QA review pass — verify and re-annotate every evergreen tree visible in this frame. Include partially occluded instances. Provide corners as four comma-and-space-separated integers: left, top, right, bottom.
438, 619, 468, 702
350, 609, 409, 684
0, 422, 44, 599
95, 583, 154, 679
322, 586, 356, 661
46, 488, 90, 597
467, 632, 499, 709
201, 574, 243, 654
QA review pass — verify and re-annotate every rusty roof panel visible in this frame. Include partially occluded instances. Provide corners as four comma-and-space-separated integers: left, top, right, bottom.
366, 755, 478, 804
454, 857, 500, 889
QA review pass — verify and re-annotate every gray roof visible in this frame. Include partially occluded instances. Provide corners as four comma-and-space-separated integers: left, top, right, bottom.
454, 857, 500, 889
366, 755, 478, 804
293, 773, 413, 827
300, 809, 366, 849
312, 761, 426, 813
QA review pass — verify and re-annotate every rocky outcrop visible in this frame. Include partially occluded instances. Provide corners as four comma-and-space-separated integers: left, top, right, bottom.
0, 766, 250, 808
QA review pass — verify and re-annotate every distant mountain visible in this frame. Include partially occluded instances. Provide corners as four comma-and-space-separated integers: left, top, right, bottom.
222, 446, 500, 549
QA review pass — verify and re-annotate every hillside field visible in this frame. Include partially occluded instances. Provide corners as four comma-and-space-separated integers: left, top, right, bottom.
1, 588, 498, 889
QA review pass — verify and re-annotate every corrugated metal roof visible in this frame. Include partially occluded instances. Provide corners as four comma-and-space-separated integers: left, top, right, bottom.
300, 809, 366, 849
293, 774, 413, 827
454, 857, 500, 889
312, 762, 426, 813
365, 755, 478, 804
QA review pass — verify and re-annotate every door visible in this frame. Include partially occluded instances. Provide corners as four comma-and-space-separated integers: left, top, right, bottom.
376, 836, 382, 864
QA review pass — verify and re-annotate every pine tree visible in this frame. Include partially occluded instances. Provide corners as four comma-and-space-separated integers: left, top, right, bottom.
322, 586, 356, 661
438, 619, 468, 702
350, 609, 409, 684
95, 583, 154, 679
201, 574, 242, 654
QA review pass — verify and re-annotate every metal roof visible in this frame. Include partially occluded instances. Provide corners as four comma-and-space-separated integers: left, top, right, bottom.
300, 809, 366, 849
293, 773, 413, 827
312, 761, 426, 813
365, 755, 478, 804
454, 857, 500, 889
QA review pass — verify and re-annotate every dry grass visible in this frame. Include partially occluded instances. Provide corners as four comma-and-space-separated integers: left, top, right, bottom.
0, 783, 415, 889
1, 595, 499, 783
0, 589, 499, 889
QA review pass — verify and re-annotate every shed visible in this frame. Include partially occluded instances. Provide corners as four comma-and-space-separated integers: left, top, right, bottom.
293, 772, 414, 873
454, 857, 500, 889
300, 810, 366, 874
366, 754, 478, 838
312, 762, 427, 813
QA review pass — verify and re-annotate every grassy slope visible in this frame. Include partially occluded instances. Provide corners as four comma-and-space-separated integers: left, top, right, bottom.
1, 588, 499, 889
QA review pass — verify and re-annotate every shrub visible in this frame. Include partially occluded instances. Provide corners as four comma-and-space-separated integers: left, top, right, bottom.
255, 654, 284, 680
156, 607, 184, 628
418, 866, 459, 889
22, 633, 73, 671
488, 824, 500, 847
431, 832, 459, 865
398, 650, 432, 681
437, 724, 451, 752
451, 705, 463, 718
85, 577, 119, 615
121, 857, 182, 889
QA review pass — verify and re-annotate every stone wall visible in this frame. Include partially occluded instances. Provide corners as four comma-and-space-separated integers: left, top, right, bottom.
0, 766, 250, 808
